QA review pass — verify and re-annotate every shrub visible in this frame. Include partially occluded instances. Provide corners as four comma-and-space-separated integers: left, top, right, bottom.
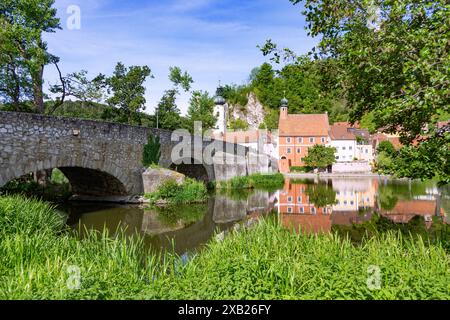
143, 135, 161, 167
145, 178, 207, 204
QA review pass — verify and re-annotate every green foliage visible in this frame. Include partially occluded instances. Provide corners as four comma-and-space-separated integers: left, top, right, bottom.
229, 119, 249, 131
377, 141, 396, 156
0, 0, 61, 113
1, 196, 449, 299
145, 178, 207, 205
218, 173, 285, 191
290, 166, 313, 173
169, 66, 193, 92
106, 62, 153, 125
305, 182, 337, 207
151, 203, 206, 227
0, 195, 65, 236
289, 0, 450, 183
156, 89, 182, 130
142, 135, 161, 167
222, 85, 251, 107
185, 90, 216, 133
375, 151, 395, 175
303, 145, 336, 170
51, 168, 68, 185
393, 131, 450, 185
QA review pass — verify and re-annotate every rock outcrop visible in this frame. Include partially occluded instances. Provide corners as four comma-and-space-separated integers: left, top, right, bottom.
142, 167, 185, 194
229, 92, 265, 130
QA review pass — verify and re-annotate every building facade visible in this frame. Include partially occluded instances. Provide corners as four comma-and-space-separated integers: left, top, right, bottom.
278, 99, 330, 173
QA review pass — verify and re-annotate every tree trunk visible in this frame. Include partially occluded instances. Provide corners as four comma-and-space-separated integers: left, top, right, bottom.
32, 64, 44, 113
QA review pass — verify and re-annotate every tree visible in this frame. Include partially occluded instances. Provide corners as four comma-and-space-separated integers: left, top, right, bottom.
185, 90, 216, 133
0, 53, 32, 111
169, 66, 193, 92
156, 89, 182, 130
106, 62, 152, 125
229, 119, 249, 131
288, 0, 450, 183
0, 0, 61, 113
303, 145, 336, 171
49, 70, 105, 113
305, 182, 337, 207
377, 140, 396, 156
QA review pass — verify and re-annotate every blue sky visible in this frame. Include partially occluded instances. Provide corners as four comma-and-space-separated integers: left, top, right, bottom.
44, 0, 316, 115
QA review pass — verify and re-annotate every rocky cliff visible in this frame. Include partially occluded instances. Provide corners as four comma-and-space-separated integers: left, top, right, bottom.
228, 92, 265, 130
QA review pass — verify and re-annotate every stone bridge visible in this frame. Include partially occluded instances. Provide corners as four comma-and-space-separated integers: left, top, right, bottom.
0, 111, 275, 197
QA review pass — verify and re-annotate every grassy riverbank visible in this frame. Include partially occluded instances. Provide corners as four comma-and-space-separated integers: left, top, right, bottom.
1, 195, 449, 300
217, 173, 285, 191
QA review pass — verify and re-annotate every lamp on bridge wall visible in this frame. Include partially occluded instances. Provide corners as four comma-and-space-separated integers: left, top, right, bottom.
72, 129, 80, 136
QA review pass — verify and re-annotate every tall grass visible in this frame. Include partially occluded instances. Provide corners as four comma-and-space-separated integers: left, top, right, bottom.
145, 178, 207, 204
217, 173, 285, 191
0, 195, 449, 300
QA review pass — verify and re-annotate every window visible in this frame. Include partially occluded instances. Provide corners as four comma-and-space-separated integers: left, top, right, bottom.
365, 149, 369, 154
297, 148, 301, 154
298, 137, 303, 143
300, 207, 304, 214
344, 201, 348, 205
286, 137, 292, 143
297, 196, 302, 203
287, 196, 293, 203
309, 137, 315, 143
321, 137, 326, 143
336, 156, 339, 160
349, 146, 353, 150
350, 201, 354, 205
287, 207, 293, 213
287, 148, 292, 154
342, 146, 346, 150
323, 207, 328, 214
311, 207, 316, 214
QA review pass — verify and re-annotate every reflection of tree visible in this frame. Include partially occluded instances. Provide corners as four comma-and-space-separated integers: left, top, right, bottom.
151, 204, 207, 227
305, 182, 337, 207
378, 186, 398, 211
332, 215, 450, 250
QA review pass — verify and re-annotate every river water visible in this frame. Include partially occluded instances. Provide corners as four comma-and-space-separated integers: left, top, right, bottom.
64, 177, 450, 255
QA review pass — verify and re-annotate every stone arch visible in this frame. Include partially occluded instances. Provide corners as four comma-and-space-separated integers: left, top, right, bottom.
169, 157, 215, 183
0, 157, 135, 196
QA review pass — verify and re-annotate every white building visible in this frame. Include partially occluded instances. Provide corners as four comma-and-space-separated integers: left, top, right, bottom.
213, 87, 227, 135
329, 123, 357, 162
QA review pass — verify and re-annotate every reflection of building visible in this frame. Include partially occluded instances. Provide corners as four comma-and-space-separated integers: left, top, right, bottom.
278, 98, 330, 173
380, 200, 445, 228
332, 178, 377, 212
276, 179, 333, 234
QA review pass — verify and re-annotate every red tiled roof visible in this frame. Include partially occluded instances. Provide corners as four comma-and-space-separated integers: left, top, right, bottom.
329, 122, 356, 140
279, 113, 330, 137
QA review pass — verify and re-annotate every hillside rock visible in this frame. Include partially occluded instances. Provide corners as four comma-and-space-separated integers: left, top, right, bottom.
229, 92, 265, 130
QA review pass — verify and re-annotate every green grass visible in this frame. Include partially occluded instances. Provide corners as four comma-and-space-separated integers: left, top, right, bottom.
144, 178, 207, 204
1, 195, 449, 300
217, 173, 285, 191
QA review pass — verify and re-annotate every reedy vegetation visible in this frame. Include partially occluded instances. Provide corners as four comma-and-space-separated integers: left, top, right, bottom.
0, 195, 449, 299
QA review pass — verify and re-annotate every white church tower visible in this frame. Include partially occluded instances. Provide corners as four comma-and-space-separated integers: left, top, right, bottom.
213, 86, 227, 135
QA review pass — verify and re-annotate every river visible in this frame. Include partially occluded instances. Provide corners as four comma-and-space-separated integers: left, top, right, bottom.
62, 177, 450, 255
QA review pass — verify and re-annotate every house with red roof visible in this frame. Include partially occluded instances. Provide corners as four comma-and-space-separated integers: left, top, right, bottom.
277, 98, 330, 173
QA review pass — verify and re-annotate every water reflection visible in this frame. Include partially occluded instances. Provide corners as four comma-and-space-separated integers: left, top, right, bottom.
276, 178, 449, 237
66, 190, 274, 255
66, 177, 449, 254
